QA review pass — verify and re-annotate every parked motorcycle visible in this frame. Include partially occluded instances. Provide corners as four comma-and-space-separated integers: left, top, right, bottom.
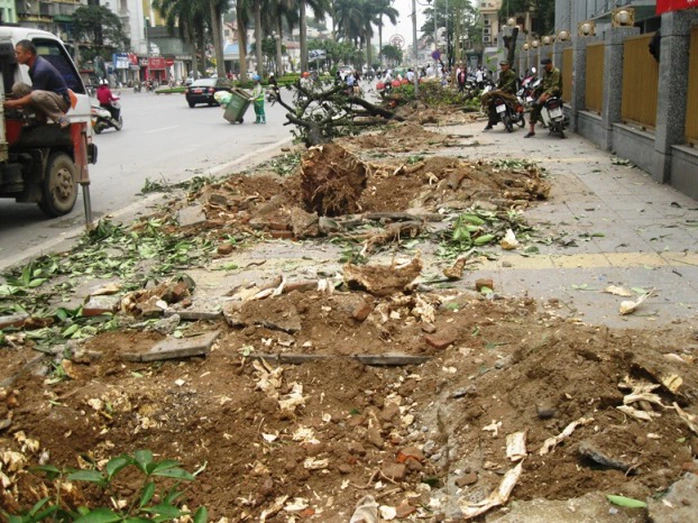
540, 96, 568, 138
492, 93, 526, 132
91, 101, 123, 134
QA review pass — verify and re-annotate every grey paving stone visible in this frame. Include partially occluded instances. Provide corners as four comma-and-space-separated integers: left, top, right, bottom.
122, 329, 220, 362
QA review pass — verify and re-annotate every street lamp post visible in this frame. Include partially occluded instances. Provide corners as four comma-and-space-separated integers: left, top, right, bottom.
144, 16, 150, 82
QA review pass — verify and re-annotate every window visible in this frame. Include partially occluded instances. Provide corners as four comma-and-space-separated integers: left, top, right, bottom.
33, 37, 85, 94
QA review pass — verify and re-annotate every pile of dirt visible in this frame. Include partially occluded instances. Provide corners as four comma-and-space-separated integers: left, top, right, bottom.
2, 290, 697, 520
191, 142, 549, 240
347, 122, 450, 152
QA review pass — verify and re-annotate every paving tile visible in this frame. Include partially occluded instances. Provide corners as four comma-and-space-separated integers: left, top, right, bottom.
122, 330, 221, 362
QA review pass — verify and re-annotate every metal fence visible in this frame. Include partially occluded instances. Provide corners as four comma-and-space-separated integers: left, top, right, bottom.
621, 33, 659, 129
686, 26, 698, 145
562, 47, 573, 103
585, 43, 604, 113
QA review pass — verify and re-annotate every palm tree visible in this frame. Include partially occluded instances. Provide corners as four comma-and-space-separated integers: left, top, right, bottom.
152, 0, 206, 79
299, 0, 330, 72
264, 0, 297, 75
209, 0, 230, 78
375, 0, 398, 67
254, 0, 263, 74
333, 0, 363, 47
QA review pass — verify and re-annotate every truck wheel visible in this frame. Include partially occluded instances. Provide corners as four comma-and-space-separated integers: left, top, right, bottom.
38, 153, 78, 217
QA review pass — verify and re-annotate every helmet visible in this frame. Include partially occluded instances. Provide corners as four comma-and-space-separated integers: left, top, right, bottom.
252, 75, 260, 81
101, 79, 108, 85
302, 71, 310, 78
269, 72, 274, 77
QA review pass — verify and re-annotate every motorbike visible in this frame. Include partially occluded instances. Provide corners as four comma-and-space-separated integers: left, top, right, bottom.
540, 96, 568, 138
492, 93, 526, 133
91, 100, 123, 134
520, 77, 541, 111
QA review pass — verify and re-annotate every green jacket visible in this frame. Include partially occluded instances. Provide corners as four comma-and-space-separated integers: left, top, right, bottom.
497, 68, 517, 94
542, 67, 562, 97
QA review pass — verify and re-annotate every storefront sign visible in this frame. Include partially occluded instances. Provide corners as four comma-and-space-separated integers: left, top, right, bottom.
148, 56, 166, 70
165, 58, 174, 67
128, 53, 139, 65
113, 53, 129, 70
657, 0, 697, 14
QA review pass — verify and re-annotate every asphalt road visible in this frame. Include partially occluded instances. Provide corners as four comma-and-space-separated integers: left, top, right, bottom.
0, 90, 294, 270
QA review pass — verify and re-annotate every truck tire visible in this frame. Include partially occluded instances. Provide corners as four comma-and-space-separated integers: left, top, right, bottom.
38, 153, 78, 217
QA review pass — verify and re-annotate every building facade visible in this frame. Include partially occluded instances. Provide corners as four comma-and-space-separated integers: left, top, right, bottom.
554, 0, 660, 34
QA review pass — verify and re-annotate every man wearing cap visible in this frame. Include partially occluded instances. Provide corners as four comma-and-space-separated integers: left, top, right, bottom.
481, 60, 518, 131
525, 58, 562, 138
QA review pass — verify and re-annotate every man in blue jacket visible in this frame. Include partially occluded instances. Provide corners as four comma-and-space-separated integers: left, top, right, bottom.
4, 39, 71, 128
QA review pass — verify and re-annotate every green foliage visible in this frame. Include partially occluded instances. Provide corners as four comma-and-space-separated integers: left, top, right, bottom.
381, 44, 403, 65
3, 451, 206, 523
73, 6, 129, 49
0, 217, 216, 351
387, 80, 479, 108
438, 207, 534, 259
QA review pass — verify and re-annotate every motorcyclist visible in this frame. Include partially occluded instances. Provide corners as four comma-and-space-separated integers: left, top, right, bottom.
525, 58, 562, 138
481, 60, 518, 131
96, 79, 119, 121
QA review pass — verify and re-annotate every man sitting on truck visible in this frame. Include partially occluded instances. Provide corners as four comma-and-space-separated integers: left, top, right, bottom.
3, 39, 71, 128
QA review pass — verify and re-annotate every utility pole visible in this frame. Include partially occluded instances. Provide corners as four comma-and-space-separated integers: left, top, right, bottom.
145, 16, 150, 82
412, 0, 419, 95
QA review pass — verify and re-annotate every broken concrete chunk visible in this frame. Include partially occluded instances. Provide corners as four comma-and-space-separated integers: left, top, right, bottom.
381, 462, 407, 481
82, 295, 119, 317
176, 204, 207, 227
648, 472, 698, 523
122, 330, 220, 362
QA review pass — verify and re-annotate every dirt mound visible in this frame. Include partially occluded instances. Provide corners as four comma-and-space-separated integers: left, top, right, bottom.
348, 122, 447, 151
192, 146, 550, 240
3, 293, 697, 520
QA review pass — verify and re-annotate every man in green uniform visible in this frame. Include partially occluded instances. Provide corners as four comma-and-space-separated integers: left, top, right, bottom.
525, 58, 562, 138
481, 60, 518, 131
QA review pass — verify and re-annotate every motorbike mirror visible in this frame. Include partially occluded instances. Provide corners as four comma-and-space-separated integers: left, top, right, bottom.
531, 67, 537, 74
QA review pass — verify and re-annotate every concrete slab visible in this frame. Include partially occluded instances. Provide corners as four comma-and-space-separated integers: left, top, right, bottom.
122, 329, 220, 362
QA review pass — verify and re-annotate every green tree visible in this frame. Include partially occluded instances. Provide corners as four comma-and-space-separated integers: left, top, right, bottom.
420, 0, 480, 66
153, 0, 206, 79
375, 0, 399, 67
72, 5, 130, 63
381, 44, 402, 66
499, 0, 555, 36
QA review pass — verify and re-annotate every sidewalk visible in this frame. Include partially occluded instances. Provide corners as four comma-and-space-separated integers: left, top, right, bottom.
180, 121, 698, 331
447, 121, 698, 328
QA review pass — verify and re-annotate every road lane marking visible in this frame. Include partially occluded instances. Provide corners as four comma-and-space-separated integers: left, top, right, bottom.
144, 125, 180, 134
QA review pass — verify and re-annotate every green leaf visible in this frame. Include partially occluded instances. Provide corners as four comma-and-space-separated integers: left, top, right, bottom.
151, 467, 195, 481
27, 498, 52, 517
193, 507, 208, 523
140, 504, 182, 518
151, 460, 181, 472
124, 519, 152, 523
134, 449, 154, 473
67, 470, 105, 485
31, 464, 61, 476
61, 324, 79, 337
28, 278, 48, 288
105, 456, 131, 480
606, 494, 647, 508
473, 234, 495, 246
73, 508, 123, 523
139, 481, 156, 509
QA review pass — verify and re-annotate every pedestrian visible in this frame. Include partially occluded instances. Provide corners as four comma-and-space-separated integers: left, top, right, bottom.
406, 68, 415, 82
251, 75, 266, 124
525, 58, 562, 138
4, 39, 71, 128
457, 65, 467, 92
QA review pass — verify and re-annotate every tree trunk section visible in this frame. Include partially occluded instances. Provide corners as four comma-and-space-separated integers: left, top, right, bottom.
276, 17, 284, 76
237, 6, 248, 80
300, 1, 308, 72
378, 21, 383, 67
210, 1, 226, 78
255, 0, 263, 75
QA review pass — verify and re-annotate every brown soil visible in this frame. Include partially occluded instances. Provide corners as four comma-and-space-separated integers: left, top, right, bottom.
2, 122, 697, 522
